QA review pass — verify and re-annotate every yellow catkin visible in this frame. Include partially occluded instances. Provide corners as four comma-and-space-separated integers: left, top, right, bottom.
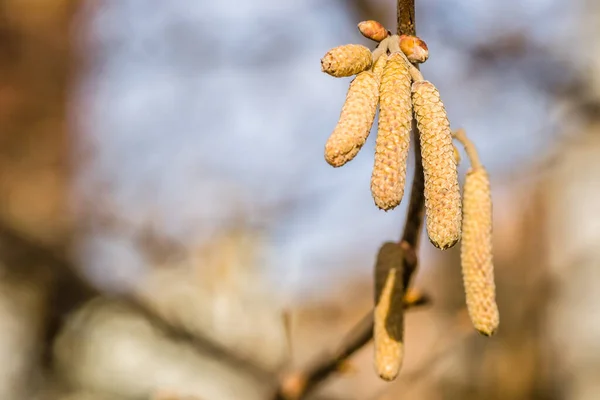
453, 143, 461, 165
324, 71, 379, 167
372, 53, 388, 81
461, 167, 499, 336
374, 242, 405, 381
321, 44, 373, 77
412, 80, 461, 249
371, 52, 412, 210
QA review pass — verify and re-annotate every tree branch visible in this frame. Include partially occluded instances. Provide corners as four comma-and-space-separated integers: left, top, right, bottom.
397, 0, 416, 36
271, 1, 425, 397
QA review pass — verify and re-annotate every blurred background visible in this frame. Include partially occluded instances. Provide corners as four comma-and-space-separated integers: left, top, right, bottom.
1, 0, 600, 399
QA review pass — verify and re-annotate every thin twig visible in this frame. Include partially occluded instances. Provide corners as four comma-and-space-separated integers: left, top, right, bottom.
272, 0, 425, 397
0, 223, 275, 384
453, 128, 482, 169
273, 294, 429, 400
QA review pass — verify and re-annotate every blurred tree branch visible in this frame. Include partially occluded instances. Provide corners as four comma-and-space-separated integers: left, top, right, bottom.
271, 0, 424, 398
0, 222, 276, 385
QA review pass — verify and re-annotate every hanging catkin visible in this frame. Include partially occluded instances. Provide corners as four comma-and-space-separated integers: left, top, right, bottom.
461, 167, 499, 336
372, 52, 388, 81
324, 71, 379, 167
374, 242, 405, 381
370, 52, 412, 210
321, 44, 373, 77
412, 80, 461, 249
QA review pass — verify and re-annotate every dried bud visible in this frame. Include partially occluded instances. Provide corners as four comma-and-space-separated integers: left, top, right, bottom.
358, 20, 389, 42
461, 167, 499, 336
374, 242, 405, 381
371, 53, 412, 210
412, 80, 461, 249
321, 44, 373, 77
325, 71, 379, 167
398, 35, 429, 63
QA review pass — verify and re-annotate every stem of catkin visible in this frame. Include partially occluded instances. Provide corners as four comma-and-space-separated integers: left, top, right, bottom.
453, 128, 481, 168
374, 242, 405, 381
371, 37, 391, 64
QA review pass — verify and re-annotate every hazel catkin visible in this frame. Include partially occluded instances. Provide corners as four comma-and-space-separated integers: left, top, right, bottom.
412, 80, 461, 249
374, 242, 405, 381
324, 71, 379, 167
372, 53, 388, 82
461, 167, 499, 336
321, 44, 373, 77
370, 52, 412, 210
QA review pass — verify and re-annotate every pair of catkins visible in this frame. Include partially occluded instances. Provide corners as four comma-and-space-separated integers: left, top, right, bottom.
321, 20, 499, 380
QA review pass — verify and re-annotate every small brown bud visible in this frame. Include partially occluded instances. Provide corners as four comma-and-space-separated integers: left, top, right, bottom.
374, 242, 405, 381
321, 44, 373, 77
398, 35, 429, 64
358, 20, 389, 42
325, 71, 379, 167
412, 80, 461, 249
371, 53, 412, 210
461, 167, 499, 336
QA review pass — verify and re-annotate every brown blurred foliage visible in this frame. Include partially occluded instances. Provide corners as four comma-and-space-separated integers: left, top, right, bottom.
0, 1, 600, 400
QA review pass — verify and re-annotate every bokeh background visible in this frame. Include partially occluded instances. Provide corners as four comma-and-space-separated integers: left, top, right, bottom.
1, 0, 600, 399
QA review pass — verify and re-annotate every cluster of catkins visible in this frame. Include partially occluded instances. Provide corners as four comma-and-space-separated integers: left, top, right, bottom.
321, 20, 499, 380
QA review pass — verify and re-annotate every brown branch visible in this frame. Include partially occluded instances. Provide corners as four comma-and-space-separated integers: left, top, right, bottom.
273, 293, 429, 400
0, 223, 275, 384
397, 0, 416, 36
271, 0, 425, 397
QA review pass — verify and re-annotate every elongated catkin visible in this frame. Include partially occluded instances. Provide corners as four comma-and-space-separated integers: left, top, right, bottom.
412, 80, 461, 249
371, 52, 412, 210
461, 167, 499, 336
372, 53, 388, 81
325, 71, 379, 167
374, 242, 405, 381
321, 44, 373, 77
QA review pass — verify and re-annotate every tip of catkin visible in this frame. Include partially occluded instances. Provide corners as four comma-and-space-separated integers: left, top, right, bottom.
476, 323, 498, 337
430, 237, 459, 250
376, 355, 404, 381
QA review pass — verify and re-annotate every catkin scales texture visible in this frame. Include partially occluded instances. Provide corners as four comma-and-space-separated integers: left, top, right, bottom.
374, 242, 405, 381
461, 168, 499, 336
412, 80, 461, 249
321, 44, 373, 77
371, 53, 412, 210
372, 53, 388, 81
325, 72, 379, 167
